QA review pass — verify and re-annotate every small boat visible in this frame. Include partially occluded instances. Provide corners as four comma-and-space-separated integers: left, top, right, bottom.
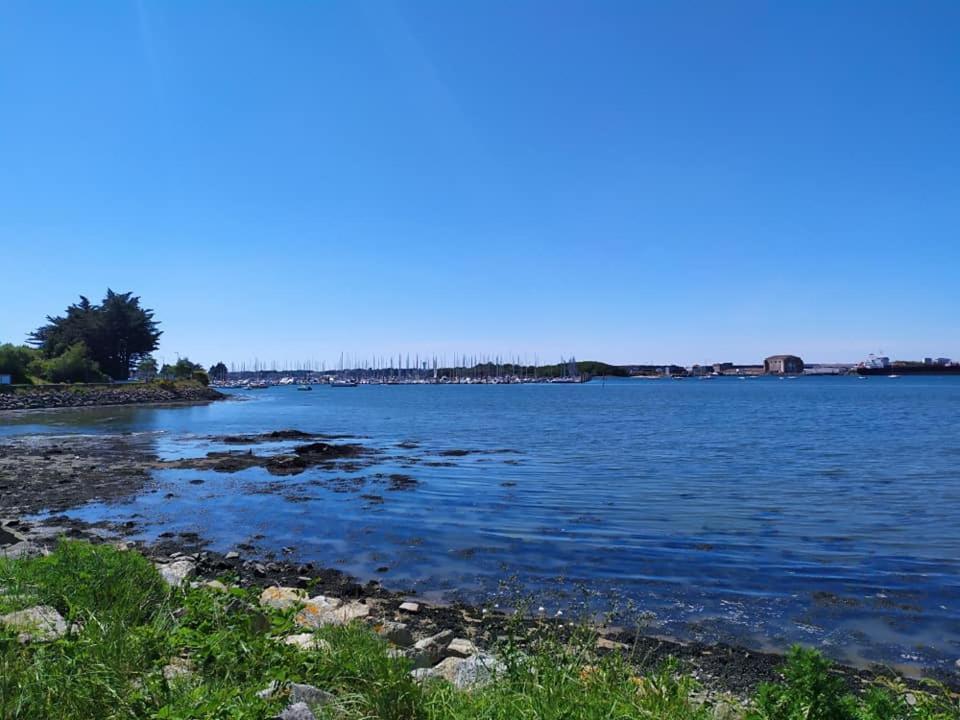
247, 381, 270, 389
297, 384, 312, 391
331, 379, 358, 388
887, 374, 900, 379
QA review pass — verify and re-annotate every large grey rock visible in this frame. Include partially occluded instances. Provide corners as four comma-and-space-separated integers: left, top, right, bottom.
409, 629, 453, 668
0, 605, 67, 642
277, 703, 316, 720
295, 599, 367, 629
377, 620, 414, 647
1, 541, 45, 559
419, 656, 465, 683
452, 653, 505, 689
410, 653, 503, 689
156, 559, 196, 588
446, 637, 478, 658
258, 681, 333, 706
259, 586, 307, 610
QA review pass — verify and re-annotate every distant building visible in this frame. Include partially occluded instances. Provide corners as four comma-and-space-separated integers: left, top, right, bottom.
764, 355, 805, 375
924, 358, 933, 365
863, 355, 890, 369
936, 357, 952, 366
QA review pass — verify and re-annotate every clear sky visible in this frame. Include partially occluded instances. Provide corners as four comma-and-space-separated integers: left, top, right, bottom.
2, 1, 958, 368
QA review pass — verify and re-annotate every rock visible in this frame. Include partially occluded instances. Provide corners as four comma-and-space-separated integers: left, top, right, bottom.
452, 653, 504, 689
259, 586, 307, 610
205, 580, 228, 592
596, 637, 628, 651
225, 551, 240, 560
409, 629, 453, 668
162, 656, 194, 682
254, 563, 268, 576
1, 541, 44, 559
0, 605, 68, 642
276, 703, 316, 720
156, 559, 196, 588
282, 633, 330, 652
429, 656, 466, 683
376, 620, 414, 647
258, 681, 333, 706
295, 598, 367, 630
410, 667, 433, 682
446, 637, 478, 658
399, 601, 420, 613
410, 653, 503, 689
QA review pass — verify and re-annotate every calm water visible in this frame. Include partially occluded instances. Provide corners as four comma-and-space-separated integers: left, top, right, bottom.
3, 377, 959, 672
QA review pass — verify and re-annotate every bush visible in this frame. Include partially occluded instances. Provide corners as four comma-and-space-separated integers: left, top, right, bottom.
0, 343, 39, 384
35, 342, 108, 384
749, 645, 857, 720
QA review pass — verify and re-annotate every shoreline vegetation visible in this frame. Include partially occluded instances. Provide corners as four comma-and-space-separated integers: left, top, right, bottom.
0, 536, 956, 720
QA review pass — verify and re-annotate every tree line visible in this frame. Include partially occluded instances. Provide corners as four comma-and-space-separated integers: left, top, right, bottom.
0, 290, 220, 385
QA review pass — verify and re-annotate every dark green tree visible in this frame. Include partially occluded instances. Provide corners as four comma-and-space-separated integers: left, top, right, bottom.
29, 290, 162, 380
208, 362, 229, 381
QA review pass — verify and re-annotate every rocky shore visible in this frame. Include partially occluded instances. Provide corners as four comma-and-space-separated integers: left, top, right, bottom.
0, 380, 224, 412
3, 515, 940, 704
1, 430, 957, 705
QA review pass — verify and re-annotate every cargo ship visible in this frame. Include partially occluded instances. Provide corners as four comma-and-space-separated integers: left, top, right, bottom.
855, 354, 960, 376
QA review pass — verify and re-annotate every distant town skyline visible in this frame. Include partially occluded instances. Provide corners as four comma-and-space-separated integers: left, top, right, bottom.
2, 3, 958, 367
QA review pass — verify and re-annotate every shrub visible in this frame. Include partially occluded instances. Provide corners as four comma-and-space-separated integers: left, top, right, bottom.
35, 342, 108, 383
0, 343, 39, 384
749, 645, 857, 720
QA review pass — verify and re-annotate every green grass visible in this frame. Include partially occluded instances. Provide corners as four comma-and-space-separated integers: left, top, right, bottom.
0, 541, 956, 720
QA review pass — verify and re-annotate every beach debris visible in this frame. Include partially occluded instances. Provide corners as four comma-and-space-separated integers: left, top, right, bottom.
398, 601, 420, 613
0, 605, 67, 642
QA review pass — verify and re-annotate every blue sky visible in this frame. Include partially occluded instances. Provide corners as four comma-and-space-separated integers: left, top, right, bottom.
1, 1, 957, 367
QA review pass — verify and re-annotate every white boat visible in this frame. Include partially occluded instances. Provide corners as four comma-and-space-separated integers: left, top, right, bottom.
331, 379, 358, 388
297, 384, 312, 391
